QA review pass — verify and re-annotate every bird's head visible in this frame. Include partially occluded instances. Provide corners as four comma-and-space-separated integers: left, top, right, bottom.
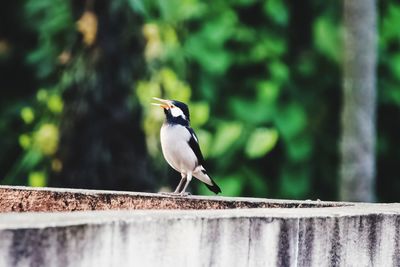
152, 97, 190, 125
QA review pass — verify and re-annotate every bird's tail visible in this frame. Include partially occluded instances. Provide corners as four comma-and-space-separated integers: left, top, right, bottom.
205, 179, 222, 194
193, 167, 221, 194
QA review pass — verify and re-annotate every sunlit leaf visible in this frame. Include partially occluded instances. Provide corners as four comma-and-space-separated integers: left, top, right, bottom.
143, 23, 163, 61
19, 134, 31, 149
136, 81, 161, 106
20, 107, 35, 124
210, 122, 243, 157
160, 68, 191, 102
245, 128, 278, 159
47, 95, 63, 114
190, 102, 210, 127
33, 124, 59, 156
28, 171, 47, 187
76, 11, 98, 46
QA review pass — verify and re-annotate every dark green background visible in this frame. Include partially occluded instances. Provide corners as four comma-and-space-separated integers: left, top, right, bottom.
0, 0, 398, 201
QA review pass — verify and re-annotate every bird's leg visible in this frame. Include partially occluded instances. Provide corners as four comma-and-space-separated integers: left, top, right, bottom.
173, 173, 186, 194
179, 172, 192, 196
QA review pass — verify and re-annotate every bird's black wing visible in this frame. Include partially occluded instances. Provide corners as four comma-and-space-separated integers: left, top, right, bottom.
185, 126, 205, 166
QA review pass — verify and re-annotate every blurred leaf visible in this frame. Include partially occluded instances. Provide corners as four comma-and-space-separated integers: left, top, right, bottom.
230, 98, 273, 124
136, 81, 161, 106
389, 54, 400, 80
195, 129, 212, 158
211, 122, 243, 157
245, 128, 278, 159
313, 16, 341, 62
25, 0, 74, 78
33, 124, 59, 156
263, 0, 289, 26
190, 102, 210, 127
185, 40, 232, 74
275, 104, 307, 140
162, 25, 179, 46
256, 81, 280, 103
76, 11, 98, 46
47, 94, 63, 113
143, 23, 163, 61
36, 89, 49, 102
160, 68, 191, 101
28, 171, 47, 187
19, 134, 31, 149
128, 0, 152, 17
20, 107, 35, 124
381, 4, 400, 45
158, 0, 206, 22
242, 36, 287, 63
185, 10, 237, 74
269, 60, 289, 82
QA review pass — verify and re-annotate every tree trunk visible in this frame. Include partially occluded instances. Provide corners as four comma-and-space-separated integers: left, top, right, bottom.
340, 0, 377, 201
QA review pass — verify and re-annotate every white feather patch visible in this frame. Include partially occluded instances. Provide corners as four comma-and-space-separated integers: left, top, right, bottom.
170, 106, 185, 119
160, 124, 196, 173
193, 167, 213, 185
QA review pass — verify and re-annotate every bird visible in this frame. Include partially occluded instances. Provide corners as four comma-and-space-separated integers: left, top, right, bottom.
152, 97, 221, 195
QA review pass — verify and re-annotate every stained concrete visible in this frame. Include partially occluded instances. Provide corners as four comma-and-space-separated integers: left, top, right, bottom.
0, 186, 399, 267
0, 186, 339, 212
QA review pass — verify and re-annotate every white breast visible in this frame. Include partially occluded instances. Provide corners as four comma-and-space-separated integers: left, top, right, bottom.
160, 124, 197, 174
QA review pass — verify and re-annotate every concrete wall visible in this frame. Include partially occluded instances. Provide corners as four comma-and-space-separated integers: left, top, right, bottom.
0, 186, 399, 267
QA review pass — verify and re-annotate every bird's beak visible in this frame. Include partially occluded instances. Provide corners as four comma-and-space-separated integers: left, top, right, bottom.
151, 97, 173, 109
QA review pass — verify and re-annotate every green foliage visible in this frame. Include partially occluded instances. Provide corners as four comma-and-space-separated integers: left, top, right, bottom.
314, 16, 341, 62
1, 0, 399, 201
134, 0, 340, 199
1, 0, 73, 185
245, 128, 278, 159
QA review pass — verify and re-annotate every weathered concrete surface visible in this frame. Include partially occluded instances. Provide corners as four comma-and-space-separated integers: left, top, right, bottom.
0, 186, 338, 212
0, 186, 399, 267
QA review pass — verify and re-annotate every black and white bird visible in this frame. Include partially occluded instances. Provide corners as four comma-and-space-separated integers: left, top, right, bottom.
152, 97, 221, 195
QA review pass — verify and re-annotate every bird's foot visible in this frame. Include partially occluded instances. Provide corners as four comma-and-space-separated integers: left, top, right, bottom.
159, 192, 180, 196
158, 191, 191, 197
179, 191, 191, 197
